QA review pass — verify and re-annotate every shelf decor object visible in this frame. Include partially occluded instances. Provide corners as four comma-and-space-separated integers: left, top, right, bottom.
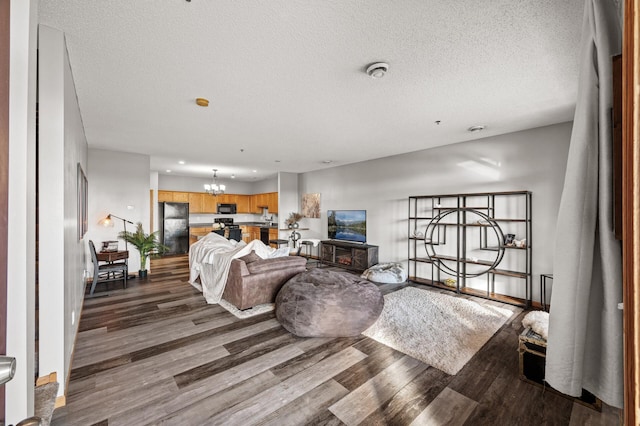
408, 191, 532, 307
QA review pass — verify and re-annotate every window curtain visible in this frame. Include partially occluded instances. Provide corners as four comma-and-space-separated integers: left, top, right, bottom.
546, 0, 623, 408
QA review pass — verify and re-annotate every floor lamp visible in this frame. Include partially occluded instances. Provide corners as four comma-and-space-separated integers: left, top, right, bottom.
102, 213, 136, 279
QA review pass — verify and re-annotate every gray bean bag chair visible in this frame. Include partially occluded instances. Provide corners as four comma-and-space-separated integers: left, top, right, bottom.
275, 268, 384, 337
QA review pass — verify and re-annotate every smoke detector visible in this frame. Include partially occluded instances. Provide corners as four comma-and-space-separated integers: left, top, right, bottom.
366, 62, 389, 79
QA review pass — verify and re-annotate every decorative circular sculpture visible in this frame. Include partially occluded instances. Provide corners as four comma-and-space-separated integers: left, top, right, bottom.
424, 208, 505, 278
276, 269, 384, 337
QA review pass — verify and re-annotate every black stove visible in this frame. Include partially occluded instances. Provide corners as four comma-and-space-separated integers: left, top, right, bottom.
214, 218, 239, 229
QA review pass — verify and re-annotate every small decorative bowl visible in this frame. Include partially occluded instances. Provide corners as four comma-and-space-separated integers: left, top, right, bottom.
443, 278, 457, 287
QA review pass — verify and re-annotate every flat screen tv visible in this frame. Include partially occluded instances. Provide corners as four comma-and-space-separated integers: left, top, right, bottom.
327, 210, 366, 243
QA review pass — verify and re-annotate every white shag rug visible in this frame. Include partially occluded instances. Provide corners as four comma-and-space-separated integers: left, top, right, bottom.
363, 286, 513, 375
218, 298, 275, 319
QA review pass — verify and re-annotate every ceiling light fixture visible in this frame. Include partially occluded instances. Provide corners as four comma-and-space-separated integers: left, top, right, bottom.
178, 160, 185, 164
468, 125, 486, 133
195, 98, 209, 107
366, 62, 389, 79
204, 169, 226, 196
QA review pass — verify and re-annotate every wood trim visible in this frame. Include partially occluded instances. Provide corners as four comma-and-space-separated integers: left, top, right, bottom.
622, 0, 640, 424
54, 395, 66, 408
35, 372, 58, 387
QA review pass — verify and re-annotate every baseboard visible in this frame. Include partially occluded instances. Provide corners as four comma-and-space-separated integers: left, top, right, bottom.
35, 371, 57, 387
55, 395, 66, 408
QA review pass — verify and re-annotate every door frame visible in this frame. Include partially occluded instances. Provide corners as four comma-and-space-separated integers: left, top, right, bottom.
622, 0, 640, 424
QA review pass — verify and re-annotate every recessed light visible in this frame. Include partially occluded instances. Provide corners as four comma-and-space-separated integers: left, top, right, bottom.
252, 170, 257, 173
322, 160, 332, 164
166, 169, 172, 173
231, 174, 235, 179
468, 125, 485, 132
275, 160, 281, 163
178, 160, 185, 165
195, 98, 209, 107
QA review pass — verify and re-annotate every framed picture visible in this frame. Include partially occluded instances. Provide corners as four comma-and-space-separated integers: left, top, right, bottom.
503, 233, 516, 246
302, 193, 321, 218
77, 163, 88, 240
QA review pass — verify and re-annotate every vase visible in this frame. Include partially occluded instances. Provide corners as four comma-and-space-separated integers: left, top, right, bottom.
138, 270, 148, 278
292, 222, 299, 229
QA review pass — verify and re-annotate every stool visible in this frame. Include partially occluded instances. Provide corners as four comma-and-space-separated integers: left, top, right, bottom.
269, 239, 288, 248
300, 240, 314, 258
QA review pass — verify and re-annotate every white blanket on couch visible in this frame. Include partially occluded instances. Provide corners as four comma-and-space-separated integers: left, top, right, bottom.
188, 232, 289, 304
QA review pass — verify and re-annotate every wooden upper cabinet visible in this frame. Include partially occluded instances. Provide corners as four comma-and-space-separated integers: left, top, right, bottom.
159, 190, 277, 214
202, 193, 218, 213
158, 190, 173, 202
172, 192, 189, 203
235, 194, 250, 213
188, 192, 203, 213
267, 192, 278, 213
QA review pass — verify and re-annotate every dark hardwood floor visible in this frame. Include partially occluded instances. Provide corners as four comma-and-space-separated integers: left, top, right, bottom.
51, 255, 620, 425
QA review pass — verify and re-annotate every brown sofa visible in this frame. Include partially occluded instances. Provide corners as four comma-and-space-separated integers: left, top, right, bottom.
222, 251, 308, 310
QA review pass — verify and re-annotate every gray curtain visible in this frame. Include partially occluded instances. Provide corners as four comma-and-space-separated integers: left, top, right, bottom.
546, 0, 622, 408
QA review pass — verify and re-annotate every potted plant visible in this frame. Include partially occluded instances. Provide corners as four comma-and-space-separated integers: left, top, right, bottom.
119, 222, 168, 278
285, 212, 304, 229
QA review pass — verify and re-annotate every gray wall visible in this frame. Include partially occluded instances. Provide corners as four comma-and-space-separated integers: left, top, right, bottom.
6, 0, 38, 421
87, 149, 151, 273
298, 122, 572, 303
38, 24, 89, 399
158, 173, 277, 194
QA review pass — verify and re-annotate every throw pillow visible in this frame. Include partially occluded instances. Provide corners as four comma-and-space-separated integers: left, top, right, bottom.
238, 250, 261, 264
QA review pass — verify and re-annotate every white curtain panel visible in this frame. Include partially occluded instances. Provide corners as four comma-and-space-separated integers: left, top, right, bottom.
546, 0, 623, 408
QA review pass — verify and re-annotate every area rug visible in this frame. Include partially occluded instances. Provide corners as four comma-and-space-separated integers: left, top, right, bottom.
218, 298, 275, 319
362, 286, 513, 375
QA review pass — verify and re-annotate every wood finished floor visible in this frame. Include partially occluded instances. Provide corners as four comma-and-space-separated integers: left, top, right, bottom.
51, 255, 621, 425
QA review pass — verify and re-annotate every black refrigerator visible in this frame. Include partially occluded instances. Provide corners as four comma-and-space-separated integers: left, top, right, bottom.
159, 202, 190, 254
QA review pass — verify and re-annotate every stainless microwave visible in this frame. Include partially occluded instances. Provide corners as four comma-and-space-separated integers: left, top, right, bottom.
217, 203, 236, 214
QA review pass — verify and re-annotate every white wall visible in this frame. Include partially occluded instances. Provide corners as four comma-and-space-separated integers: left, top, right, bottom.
38, 24, 88, 400
86, 149, 151, 273
6, 0, 38, 422
278, 172, 299, 239
158, 173, 278, 195
298, 122, 572, 303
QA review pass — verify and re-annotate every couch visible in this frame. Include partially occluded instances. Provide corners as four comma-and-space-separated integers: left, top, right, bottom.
222, 251, 308, 310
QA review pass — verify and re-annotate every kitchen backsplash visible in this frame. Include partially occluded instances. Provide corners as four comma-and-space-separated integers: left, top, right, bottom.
189, 213, 278, 225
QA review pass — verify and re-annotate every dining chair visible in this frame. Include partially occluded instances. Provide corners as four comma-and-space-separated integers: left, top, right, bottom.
88, 240, 128, 296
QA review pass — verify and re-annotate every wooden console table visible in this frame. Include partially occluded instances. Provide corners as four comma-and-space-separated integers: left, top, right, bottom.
320, 240, 378, 272
97, 250, 129, 263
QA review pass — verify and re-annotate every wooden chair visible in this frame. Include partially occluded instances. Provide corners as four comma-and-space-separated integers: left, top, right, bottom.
88, 240, 128, 296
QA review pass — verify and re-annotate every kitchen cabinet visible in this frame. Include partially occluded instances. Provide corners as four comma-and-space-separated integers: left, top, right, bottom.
266, 192, 278, 213
158, 191, 189, 203
158, 190, 174, 202
188, 192, 203, 213
249, 192, 277, 213
172, 192, 189, 203
189, 226, 213, 246
235, 195, 250, 213
202, 193, 218, 213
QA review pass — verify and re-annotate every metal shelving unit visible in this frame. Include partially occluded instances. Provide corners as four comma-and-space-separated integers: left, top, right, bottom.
408, 191, 532, 307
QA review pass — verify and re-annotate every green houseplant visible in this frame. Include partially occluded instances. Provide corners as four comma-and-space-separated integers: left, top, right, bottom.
118, 222, 168, 277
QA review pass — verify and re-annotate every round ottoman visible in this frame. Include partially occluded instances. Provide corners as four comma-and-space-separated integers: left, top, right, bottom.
276, 268, 384, 337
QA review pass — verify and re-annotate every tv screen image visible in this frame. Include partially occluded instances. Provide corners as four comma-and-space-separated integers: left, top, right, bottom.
327, 210, 366, 243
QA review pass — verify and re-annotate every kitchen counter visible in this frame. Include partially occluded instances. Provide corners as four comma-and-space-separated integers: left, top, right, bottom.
189, 222, 279, 229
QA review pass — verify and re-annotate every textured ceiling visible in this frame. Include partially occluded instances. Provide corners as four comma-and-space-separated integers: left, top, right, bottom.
39, 0, 584, 182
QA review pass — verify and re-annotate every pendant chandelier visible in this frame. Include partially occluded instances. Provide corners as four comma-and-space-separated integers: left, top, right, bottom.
204, 169, 225, 196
